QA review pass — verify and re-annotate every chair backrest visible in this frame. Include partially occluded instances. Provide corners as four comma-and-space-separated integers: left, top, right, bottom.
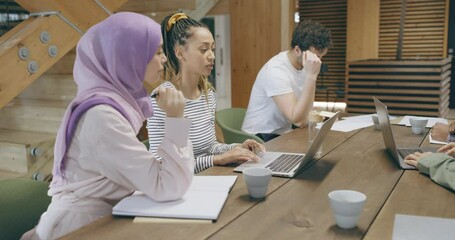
0, 179, 51, 239
215, 108, 264, 144
142, 139, 150, 150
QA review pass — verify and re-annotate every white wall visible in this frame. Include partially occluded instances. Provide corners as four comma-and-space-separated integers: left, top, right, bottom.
213, 15, 231, 110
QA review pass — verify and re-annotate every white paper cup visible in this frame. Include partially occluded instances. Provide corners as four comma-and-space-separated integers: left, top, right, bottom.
243, 167, 272, 199
328, 190, 367, 229
371, 115, 381, 130
409, 118, 428, 135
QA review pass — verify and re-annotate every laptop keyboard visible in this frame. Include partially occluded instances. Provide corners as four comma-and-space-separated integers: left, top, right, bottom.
266, 154, 304, 173
397, 148, 422, 159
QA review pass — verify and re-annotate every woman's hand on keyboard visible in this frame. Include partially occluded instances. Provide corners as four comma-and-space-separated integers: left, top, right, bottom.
241, 139, 266, 157
213, 147, 259, 166
404, 151, 433, 167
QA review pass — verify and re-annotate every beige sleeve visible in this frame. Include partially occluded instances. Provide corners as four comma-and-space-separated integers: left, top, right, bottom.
78, 106, 194, 201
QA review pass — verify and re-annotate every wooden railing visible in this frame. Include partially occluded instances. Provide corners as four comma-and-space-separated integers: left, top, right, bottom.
0, 0, 126, 109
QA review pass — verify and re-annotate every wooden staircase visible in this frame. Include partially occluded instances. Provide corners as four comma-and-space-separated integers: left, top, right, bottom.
0, 0, 227, 180
0, 0, 126, 180
0, 52, 76, 180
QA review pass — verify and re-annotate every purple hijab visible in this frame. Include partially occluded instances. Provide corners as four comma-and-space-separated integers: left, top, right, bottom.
52, 12, 161, 185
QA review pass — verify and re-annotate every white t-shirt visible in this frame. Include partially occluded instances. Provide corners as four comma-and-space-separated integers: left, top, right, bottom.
242, 51, 306, 135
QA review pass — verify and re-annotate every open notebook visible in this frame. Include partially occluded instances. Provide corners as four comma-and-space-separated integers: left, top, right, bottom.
113, 176, 237, 221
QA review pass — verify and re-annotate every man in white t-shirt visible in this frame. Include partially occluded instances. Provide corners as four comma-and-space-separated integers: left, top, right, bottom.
242, 20, 332, 141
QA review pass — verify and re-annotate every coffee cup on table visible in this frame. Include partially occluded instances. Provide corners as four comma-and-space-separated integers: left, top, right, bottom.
409, 118, 428, 135
243, 167, 272, 199
328, 190, 367, 229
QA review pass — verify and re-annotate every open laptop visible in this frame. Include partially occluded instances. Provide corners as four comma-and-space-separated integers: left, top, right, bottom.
234, 111, 340, 178
373, 97, 436, 169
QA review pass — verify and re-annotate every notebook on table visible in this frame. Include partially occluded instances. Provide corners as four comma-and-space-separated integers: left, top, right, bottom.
373, 97, 437, 170
233, 111, 340, 178
113, 175, 237, 221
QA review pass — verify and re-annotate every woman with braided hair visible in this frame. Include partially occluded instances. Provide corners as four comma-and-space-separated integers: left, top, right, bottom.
147, 12, 265, 174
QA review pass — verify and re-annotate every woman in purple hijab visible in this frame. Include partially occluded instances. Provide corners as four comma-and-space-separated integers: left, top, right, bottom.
22, 12, 194, 240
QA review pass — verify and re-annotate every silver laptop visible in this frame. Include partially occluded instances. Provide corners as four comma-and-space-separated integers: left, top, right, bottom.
234, 111, 340, 178
373, 97, 436, 170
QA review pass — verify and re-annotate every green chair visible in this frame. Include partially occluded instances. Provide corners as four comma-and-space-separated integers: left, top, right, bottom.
142, 139, 150, 150
0, 179, 51, 240
215, 108, 264, 144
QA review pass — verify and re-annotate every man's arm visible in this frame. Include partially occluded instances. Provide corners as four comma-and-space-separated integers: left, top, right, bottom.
272, 80, 316, 127
272, 51, 321, 127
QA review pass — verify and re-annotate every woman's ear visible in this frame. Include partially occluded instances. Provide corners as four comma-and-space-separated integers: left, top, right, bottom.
174, 46, 186, 62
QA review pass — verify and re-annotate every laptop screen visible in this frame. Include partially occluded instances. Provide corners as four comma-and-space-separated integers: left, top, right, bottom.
373, 97, 400, 161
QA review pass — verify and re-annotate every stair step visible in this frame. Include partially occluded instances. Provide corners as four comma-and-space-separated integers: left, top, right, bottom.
0, 169, 27, 179
0, 129, 55, 176
0, 99, 69, 134
0, 129, 55, 145
0, 49, 75, 179
17, 74, 76, 101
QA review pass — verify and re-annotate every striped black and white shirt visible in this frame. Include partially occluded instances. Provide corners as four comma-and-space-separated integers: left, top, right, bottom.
147, 81, 237, 173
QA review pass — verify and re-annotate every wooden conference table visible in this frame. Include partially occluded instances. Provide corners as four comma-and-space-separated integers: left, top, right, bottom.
62, 123, 455, 239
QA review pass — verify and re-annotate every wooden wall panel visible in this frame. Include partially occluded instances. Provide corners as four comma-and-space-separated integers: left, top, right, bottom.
230, 0, 282, 108
346, 57, 452, 117
299, 0, 347, 102
207, 0, 229, 15
379, 0, 449, 59
346, 0, 380, 62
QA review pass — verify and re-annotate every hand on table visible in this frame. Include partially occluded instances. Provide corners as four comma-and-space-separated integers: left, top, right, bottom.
213, 147, 259, 166
404, 151, 432, 167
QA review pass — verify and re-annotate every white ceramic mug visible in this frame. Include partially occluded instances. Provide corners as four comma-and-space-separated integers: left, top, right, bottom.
409, 118, 428, 135
328, 190, 367, 229
243, 167, 272, 198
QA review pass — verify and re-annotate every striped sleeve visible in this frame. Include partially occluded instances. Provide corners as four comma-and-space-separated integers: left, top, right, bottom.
193, 142, 238, 174
204, 92, 239, 155
207, 141, 238, 155
147, 96, 166, 159
194, 155, 214, 174
191, 93, 238, 173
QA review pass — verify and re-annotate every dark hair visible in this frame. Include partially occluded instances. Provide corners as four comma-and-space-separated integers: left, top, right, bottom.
291, 19, 332, 52
160, 12, 213, 96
